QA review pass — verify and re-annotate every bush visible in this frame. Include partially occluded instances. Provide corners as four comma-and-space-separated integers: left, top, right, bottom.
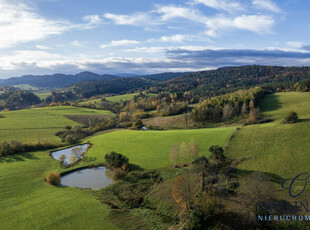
284, 111, 298, 123
0, 139, 58, 157
131, 119, 144, 130
112, 168, 128, 180
104, 151, 129, 168
45, 172, 61, 185
65, 135, 77, 144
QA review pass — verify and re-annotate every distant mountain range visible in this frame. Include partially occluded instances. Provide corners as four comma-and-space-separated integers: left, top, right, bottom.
0, 71, 190, 89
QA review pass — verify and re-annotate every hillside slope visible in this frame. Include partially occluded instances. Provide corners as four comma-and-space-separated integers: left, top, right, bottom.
226, 92, 310, 178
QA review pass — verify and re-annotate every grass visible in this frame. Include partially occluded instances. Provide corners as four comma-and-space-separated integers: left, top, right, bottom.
80, 93, 157, 105
0, 150, 119, 230
85, 127, 236, 169
35, 91, 52, 100
142, 114, 194, 128
0, 106, 114, 143
105, 93, 156, 103
13, 84, 39, 91
226, 92, 310, 179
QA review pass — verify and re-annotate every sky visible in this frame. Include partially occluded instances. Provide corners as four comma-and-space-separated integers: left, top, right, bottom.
0, 0, 310, 78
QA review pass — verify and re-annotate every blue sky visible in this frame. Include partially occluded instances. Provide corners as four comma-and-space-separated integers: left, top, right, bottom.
0, 0, 310, 78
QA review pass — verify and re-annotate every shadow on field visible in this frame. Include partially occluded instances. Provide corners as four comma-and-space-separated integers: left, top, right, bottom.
259, 94, 282, 113
128, 163, 144, 172
297, 118, 310, 123
0, 152, 39, 163
237, 169, 284, 184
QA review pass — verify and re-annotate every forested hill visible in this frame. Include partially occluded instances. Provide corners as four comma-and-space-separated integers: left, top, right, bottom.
158, 65, 310, 97
69, 65, 310, 99
0, 72, 118, 88
0, 71, 190, 89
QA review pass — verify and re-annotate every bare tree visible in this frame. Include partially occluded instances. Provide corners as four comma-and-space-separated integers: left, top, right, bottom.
222, 104, 233, 121
179, 142, 190, 164
238, 172, 274, 222
169, 143, 179, 167
59, 154, 66, 164
70, 146, 83, 163
241, 103, 248, 117
172, 170, 198, 213
184, 112, 190, 127
189, 139, 199, 160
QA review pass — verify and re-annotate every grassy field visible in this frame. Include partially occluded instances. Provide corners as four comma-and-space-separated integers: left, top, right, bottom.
0, 150, 119, 230
0, 117, 235, 229
35, 92, 52, 100
142, 114, 194, 128
13, 84, 39, 91
0, 106, 114, 143
85, 127, 236, 169
226, 92, 310, 179
80, 93, 157, 105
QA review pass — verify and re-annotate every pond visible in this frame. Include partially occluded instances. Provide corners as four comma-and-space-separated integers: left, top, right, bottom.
51, 144, 89, 165
60, 166, 114, 189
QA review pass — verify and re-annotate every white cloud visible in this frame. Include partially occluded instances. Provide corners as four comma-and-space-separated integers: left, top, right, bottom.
160, 34, 188, 43
193, 0, 244, 13
100, 40, 140, 49
72, 40, 83, 47
286, 41, 303, 49
205, 14, 274, 36
0, 50, 65, 70
253, 0, 282, 13
155, 5, 206, 23
125, 46, 217, 53
0, 0, 73, 48
104, 12, 158, 26
35, 45, 50, 50
83, 15, 102, 25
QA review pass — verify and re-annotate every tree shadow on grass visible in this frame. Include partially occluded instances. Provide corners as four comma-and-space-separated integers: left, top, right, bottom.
237, 168, 284, 184
297, 118, 310, 123
0, 152, 40, 163
259, 94, 282, 113
128, 163, 144, 172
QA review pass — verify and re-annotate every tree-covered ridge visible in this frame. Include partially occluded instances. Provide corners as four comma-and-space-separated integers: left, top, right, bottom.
64, 65, 310, 100
191, 87, 266, 122
0, 87, 41, 110
71, 77, 154, 98
158, 65, 310, 97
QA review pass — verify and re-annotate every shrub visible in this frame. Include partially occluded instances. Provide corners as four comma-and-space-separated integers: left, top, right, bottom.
112, 168, 128, 180
104, 151, 129, 168
45, 172, 61, 185
65, 135, 77, 144
131, 119, 144, 130
71, 125, 82, 133
284, 111, 298, 123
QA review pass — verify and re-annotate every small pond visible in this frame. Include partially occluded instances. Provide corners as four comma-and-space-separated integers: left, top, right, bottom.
51, 144, 89, 165
60, 166, 114, 189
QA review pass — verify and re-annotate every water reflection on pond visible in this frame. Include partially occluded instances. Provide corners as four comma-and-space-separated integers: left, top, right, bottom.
60, 166, 114, 189
51, 144, 89, 165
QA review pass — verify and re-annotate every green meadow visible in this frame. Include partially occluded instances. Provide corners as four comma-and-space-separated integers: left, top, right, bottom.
0, 126, 235, 229
80, 93, 157, 105
1, 91, 310, 229
13, 84, 39, 91
85, 127, 236, 169
0, 106, 114, 143
35, 92, 52, 100
105, 93, 156, 103
226, 92, 310, 178
0, 150, 118, 230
